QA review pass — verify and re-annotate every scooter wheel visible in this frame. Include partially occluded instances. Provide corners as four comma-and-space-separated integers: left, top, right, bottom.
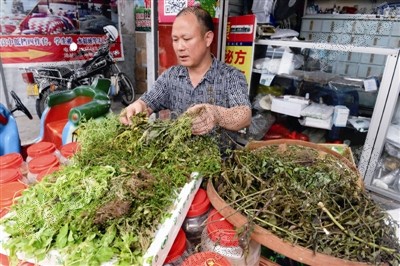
117, 73, 135, 106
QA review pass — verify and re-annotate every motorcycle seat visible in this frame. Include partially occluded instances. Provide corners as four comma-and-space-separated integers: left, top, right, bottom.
46, 120, 68, 148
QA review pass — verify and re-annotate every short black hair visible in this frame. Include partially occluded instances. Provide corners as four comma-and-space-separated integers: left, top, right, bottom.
176, 6, 214, 33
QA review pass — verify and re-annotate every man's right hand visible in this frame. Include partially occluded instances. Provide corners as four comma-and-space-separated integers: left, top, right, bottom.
119, 99, 149, 125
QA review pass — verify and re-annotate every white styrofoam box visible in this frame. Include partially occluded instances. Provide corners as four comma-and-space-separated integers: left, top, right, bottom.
387, 208, 400, 243
333, 105, 350, 127
0, 173, 203, 266
300, 103, 334, 120
299, 116, 333, 130
271, 97, 309, 117
387, 124, 400, 148
143, 173, 202, 265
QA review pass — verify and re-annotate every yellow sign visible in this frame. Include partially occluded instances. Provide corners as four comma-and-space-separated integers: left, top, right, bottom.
225, 45, 253, 86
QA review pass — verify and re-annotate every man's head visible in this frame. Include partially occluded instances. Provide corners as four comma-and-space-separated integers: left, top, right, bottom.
172, 7, 214, 69
176, 6, 214, 34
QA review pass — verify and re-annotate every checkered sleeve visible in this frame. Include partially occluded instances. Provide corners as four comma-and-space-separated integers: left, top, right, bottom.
221, 65, 251, 108
140, 68, 173, 112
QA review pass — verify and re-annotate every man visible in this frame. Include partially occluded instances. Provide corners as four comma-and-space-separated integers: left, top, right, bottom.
119, 6, 251, 149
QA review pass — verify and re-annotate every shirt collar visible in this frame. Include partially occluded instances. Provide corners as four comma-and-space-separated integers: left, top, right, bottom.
177, 55, 217, 83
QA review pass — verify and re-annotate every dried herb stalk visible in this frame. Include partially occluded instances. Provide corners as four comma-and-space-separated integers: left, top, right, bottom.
215, 144, 400, 265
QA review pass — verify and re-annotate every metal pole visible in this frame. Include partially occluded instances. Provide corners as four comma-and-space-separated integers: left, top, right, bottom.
217, 0, 229, 61
152, 0, 158, 81
0, 56, 11, 108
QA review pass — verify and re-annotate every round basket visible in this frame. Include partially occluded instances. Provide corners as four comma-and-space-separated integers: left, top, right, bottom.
207, 140, 369, 266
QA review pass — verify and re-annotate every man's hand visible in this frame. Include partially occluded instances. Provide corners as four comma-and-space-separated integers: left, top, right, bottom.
186, 104, 251, 135
186, 104, 219, 135
119, 100, 149, 125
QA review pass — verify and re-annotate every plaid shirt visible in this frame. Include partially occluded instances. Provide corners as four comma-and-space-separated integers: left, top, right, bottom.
141, 57, 251, 149
142, 56, 250, 114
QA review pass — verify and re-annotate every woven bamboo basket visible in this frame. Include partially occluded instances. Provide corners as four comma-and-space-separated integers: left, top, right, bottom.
207, 140, 369, 266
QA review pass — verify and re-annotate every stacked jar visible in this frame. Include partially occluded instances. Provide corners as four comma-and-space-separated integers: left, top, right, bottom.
26, 142, 61, 163
182, 251, 231, 266
163, 228, 192, 266
0, 168, 25, 185
0, 181, 27, 218
201, 209, 261, 266
0, 253, 35, 266
36, 166, 60, 183
182, 188, 211, 248
27, 154, 60, 184
59, 142, 80, 165
0, 152, 28, 183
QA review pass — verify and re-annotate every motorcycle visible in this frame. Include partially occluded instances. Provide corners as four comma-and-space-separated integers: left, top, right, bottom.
0, 78, 112, 157
21, 25, 135, 118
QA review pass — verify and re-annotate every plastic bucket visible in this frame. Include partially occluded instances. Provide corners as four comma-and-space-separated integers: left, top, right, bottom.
0, 152, 28, 177
26, 142, 60, 162
201, 209, 261, 266
27, 154, 60, 184
0, 168, 23, 184
182, 251, 231, 266
59, 142, 80, 165
182, 188, 211, 246
164, 228, 189, 265
36, 166, 60, 183
0, 152, 23, 169
0, 181, 27, 218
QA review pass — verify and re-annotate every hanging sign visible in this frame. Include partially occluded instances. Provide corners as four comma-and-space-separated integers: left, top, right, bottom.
0, 0, 122, 66
225, 15, 256, 89
158, 0, 218, 23
135, 0, 151, 32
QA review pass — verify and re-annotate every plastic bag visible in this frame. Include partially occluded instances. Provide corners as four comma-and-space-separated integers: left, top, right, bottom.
300, 103, 334, 120
246, 111, 276, 140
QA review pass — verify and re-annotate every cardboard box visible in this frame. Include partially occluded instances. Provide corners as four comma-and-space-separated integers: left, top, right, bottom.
271, 97, 309, 117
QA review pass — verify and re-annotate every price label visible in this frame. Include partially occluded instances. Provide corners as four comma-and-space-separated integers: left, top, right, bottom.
260, 73, 275, 86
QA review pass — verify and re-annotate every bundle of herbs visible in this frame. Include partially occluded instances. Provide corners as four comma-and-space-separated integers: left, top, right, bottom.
1, 113, 221, 266
215, 143, 400, 265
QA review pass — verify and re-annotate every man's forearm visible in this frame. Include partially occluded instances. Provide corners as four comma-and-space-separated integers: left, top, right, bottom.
214, 105, 251, 131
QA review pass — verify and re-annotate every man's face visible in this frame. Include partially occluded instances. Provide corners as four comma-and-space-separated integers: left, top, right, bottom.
171, 13, 213, 68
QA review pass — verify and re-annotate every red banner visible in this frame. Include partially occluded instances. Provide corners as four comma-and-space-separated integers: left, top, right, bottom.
0, 0, 121, 66
0, 34, 122, 66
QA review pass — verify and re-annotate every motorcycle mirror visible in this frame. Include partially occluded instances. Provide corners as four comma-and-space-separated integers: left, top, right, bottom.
69, 42, 78, 52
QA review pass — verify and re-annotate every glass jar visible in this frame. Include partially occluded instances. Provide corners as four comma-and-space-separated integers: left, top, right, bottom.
201, 209, 261, 266
0, 181, 27, 218
0, 168, 26, 185
26, 142, 61, 163
0, 152, 28, 178
27, 154, 60, 184
59, 142, 80, 165
36, 166, 60, 183
182, 188, 211, 247
163, 228, 191, 266
182, 251, 231, 266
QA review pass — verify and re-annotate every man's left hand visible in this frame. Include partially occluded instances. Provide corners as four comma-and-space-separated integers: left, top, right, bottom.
186, 104, 219, 135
